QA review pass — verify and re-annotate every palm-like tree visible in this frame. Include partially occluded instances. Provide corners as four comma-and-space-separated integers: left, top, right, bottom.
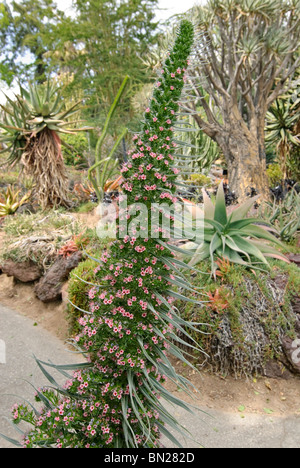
265, 85, 300, 179
0, 81, 86, 209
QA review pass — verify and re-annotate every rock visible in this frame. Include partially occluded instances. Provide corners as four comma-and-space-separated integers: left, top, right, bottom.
15, 203, 36, 215
287, 254, 300, 267
264, 360, 292, 380
34, 252, 83, 303
0, 260, 42, 283
292, 296, 300, 316
281, 334, 300, 375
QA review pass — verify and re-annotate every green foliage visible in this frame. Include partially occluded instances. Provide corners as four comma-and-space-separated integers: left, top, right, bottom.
56, 0, 159, 121
0, 185, 30, 217
67, 256, 101, 335
0, 0, 66, 84
266, 163, 283, 187
62, 132, 89, 168
187, 173, 212, 188
189, 182, 288, 275
1, 0, 160, 135
265, 83, 300, 179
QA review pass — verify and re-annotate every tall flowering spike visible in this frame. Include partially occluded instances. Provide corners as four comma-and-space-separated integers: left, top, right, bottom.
122, 20, 194, 208
8, 21, 202, 449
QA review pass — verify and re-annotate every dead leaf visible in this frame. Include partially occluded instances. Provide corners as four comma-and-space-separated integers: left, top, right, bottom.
265, 381, 272, 391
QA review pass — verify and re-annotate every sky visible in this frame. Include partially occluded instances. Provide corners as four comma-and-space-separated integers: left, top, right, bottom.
0, 0, 201, 102
156, 0, 200, 20
58, 0, 201, 21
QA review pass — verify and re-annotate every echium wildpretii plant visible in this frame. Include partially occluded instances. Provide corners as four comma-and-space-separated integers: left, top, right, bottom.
4, 21, 205, 449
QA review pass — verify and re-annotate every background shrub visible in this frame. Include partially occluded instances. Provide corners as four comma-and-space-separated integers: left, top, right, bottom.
67, 256, 101, 335
62, 133, 89, 168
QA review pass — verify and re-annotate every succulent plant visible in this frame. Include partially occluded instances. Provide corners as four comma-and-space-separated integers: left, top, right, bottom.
189, 182, 289, 275
0, 81, 86, 208
0, 185, 30, 217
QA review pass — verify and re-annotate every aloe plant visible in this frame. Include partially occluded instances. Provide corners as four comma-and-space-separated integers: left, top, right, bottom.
189, 182, 289, 275
0, 80, 86, 209
0, 185, 30, 217
259, 188, 300, 242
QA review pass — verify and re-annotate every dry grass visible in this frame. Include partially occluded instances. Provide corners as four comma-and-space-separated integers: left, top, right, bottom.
0, 210, 83, 271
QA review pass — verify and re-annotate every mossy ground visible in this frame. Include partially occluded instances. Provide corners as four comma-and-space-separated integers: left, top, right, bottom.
178, 259, 300, 378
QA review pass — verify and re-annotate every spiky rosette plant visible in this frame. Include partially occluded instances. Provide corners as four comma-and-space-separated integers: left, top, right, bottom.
0, 81, 86, 209
3, 21, 205, 449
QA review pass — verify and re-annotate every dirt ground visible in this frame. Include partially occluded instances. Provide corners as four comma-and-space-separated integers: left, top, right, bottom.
0, 274, 69, 341
165, 359, 300, 417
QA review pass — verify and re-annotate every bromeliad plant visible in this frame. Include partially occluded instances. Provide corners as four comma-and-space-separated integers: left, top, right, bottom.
0, 81, 87, 209
4, 20, 205, 449
189, 182, 289, 275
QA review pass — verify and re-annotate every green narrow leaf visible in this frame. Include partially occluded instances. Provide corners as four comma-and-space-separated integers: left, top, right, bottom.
156, 423, 184, 448
214, 182, 227, 225
230, 196, 260, 222
0, 432, 22, 447
231, 235, 269, 265
202, 189, 215, 220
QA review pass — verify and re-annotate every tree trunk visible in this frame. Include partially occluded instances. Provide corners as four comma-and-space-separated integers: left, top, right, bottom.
215, 115, 270, 202
225, 142, 269, 202
22, 128, 72, 209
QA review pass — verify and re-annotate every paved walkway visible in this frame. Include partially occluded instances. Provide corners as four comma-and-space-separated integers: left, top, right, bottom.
1, 304, 300, 448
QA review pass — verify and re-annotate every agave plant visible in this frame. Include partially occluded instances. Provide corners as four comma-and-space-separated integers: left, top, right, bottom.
0, 81, 87, 209
189, 182, 289, 275
0, 185, 30, 217
259, 187, 300, 242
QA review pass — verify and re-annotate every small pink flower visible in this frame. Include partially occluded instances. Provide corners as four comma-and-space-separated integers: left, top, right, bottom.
153, 117, 158, 122
170, 86, 174, 90
146, 108, 150, 113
